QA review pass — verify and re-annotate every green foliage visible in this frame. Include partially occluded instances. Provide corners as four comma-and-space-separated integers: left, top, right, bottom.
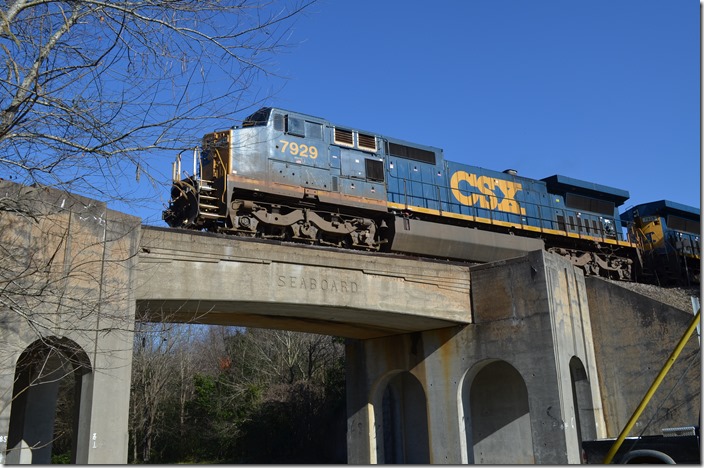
234, 381, 347, 463
51, 451, 71, 464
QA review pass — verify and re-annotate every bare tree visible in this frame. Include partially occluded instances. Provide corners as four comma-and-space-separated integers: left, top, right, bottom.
0, 3, 316, 462
0, 0, 314, 204
129, 322, 198, 463
1, 0, 315, 377
227, 328, 344, 387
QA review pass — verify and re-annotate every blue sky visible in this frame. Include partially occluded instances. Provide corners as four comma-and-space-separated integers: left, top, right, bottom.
141, 0, 699, 225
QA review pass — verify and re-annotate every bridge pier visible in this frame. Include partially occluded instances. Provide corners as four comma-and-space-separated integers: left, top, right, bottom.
345, 250, 607, 464
0, 182, 139, 464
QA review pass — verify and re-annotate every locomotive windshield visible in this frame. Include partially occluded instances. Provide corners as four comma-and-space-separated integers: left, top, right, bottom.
242, 107, 272, 127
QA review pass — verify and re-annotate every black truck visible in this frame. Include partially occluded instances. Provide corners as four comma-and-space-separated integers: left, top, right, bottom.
581, 425, 700, 464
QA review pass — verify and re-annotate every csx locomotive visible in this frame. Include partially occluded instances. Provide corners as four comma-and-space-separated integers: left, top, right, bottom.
163, 107, 700, 285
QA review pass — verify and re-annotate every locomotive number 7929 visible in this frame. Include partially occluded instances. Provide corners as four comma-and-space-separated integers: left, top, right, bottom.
279, 140, 318, 159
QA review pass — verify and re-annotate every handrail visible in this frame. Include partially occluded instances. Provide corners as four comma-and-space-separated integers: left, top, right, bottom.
172, 152, 182, 183
386, 173, 633, 242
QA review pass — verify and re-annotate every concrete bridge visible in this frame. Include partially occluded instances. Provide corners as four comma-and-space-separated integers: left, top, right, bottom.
0, 181, 700, 464
136, 226, 472, 339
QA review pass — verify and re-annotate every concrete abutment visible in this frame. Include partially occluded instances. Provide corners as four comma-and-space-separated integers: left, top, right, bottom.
346, 250, 608, 464
0, 181, 699, 464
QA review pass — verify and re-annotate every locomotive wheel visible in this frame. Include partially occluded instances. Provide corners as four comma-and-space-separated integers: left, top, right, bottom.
229, 197, 385, 251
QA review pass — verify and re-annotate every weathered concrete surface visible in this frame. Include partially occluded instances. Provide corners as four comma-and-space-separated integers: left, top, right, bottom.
136, 227, 472, 339
585, 277, 701, 436
3, 180, 699, 465
0, 181, 140, 464
346, 250, 606, 464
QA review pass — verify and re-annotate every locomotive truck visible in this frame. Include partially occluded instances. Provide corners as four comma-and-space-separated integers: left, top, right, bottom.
163, 107, 700, 285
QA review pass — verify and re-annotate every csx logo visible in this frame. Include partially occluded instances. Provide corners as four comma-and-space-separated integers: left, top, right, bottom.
450, 171, 526, 215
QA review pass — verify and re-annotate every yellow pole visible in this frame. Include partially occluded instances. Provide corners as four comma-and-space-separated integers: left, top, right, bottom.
603, 308, 701, 464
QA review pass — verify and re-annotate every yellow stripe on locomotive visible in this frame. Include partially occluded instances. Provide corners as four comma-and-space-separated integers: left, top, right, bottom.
163, 107, 700, 286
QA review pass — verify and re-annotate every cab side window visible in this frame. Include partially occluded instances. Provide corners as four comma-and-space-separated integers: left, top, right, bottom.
286, 116, 305, 137
273, 113, 322, 140
273, 113, 285, 131
305, 121, 323, 140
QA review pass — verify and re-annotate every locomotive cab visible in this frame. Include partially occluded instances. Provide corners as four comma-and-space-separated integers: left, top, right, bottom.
622, 200, 700, 284
164, 107, 394, 250
164, 108, 271, 229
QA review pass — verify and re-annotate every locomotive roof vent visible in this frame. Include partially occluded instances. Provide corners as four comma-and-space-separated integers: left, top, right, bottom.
503, 169, 518, 175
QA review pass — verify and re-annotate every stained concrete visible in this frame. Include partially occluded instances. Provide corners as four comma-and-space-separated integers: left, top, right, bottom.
135, 226, 473, 339
344, 253, 701, 464
585, 277, 700, 436
345, 250, 607, 464
0, 181, 140, 464
1, 181, 699, 464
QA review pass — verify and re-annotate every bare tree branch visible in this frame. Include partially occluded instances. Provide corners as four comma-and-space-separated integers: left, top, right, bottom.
0, 3, 315, 458
0, 0, 315, 201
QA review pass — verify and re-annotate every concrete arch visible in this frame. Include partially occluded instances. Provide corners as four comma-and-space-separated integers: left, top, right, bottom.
7, 337, 91, 464
569, 356, 596, 443
461, 359, 534, 464
457, 358, 497, 463
369, 370, 430, 464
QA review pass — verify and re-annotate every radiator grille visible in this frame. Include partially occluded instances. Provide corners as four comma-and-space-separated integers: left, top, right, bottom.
334, 128, 354, 146
667, 215, 700, 234
387, 142, 436, 165
565, 193, 615, 216
358, 133, 377, 152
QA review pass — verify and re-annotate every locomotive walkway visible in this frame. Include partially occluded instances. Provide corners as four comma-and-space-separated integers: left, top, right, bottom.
1, 181, 699, 464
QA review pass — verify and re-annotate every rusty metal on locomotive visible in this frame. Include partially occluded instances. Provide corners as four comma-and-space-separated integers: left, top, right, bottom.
163, 107, 700, 285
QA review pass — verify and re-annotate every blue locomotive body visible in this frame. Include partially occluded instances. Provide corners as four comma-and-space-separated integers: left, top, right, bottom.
164, 107, 699, 284
621, 200, 700, 283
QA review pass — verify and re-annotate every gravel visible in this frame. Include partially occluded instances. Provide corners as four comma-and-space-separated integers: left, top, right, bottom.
604, 279, 700, 313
